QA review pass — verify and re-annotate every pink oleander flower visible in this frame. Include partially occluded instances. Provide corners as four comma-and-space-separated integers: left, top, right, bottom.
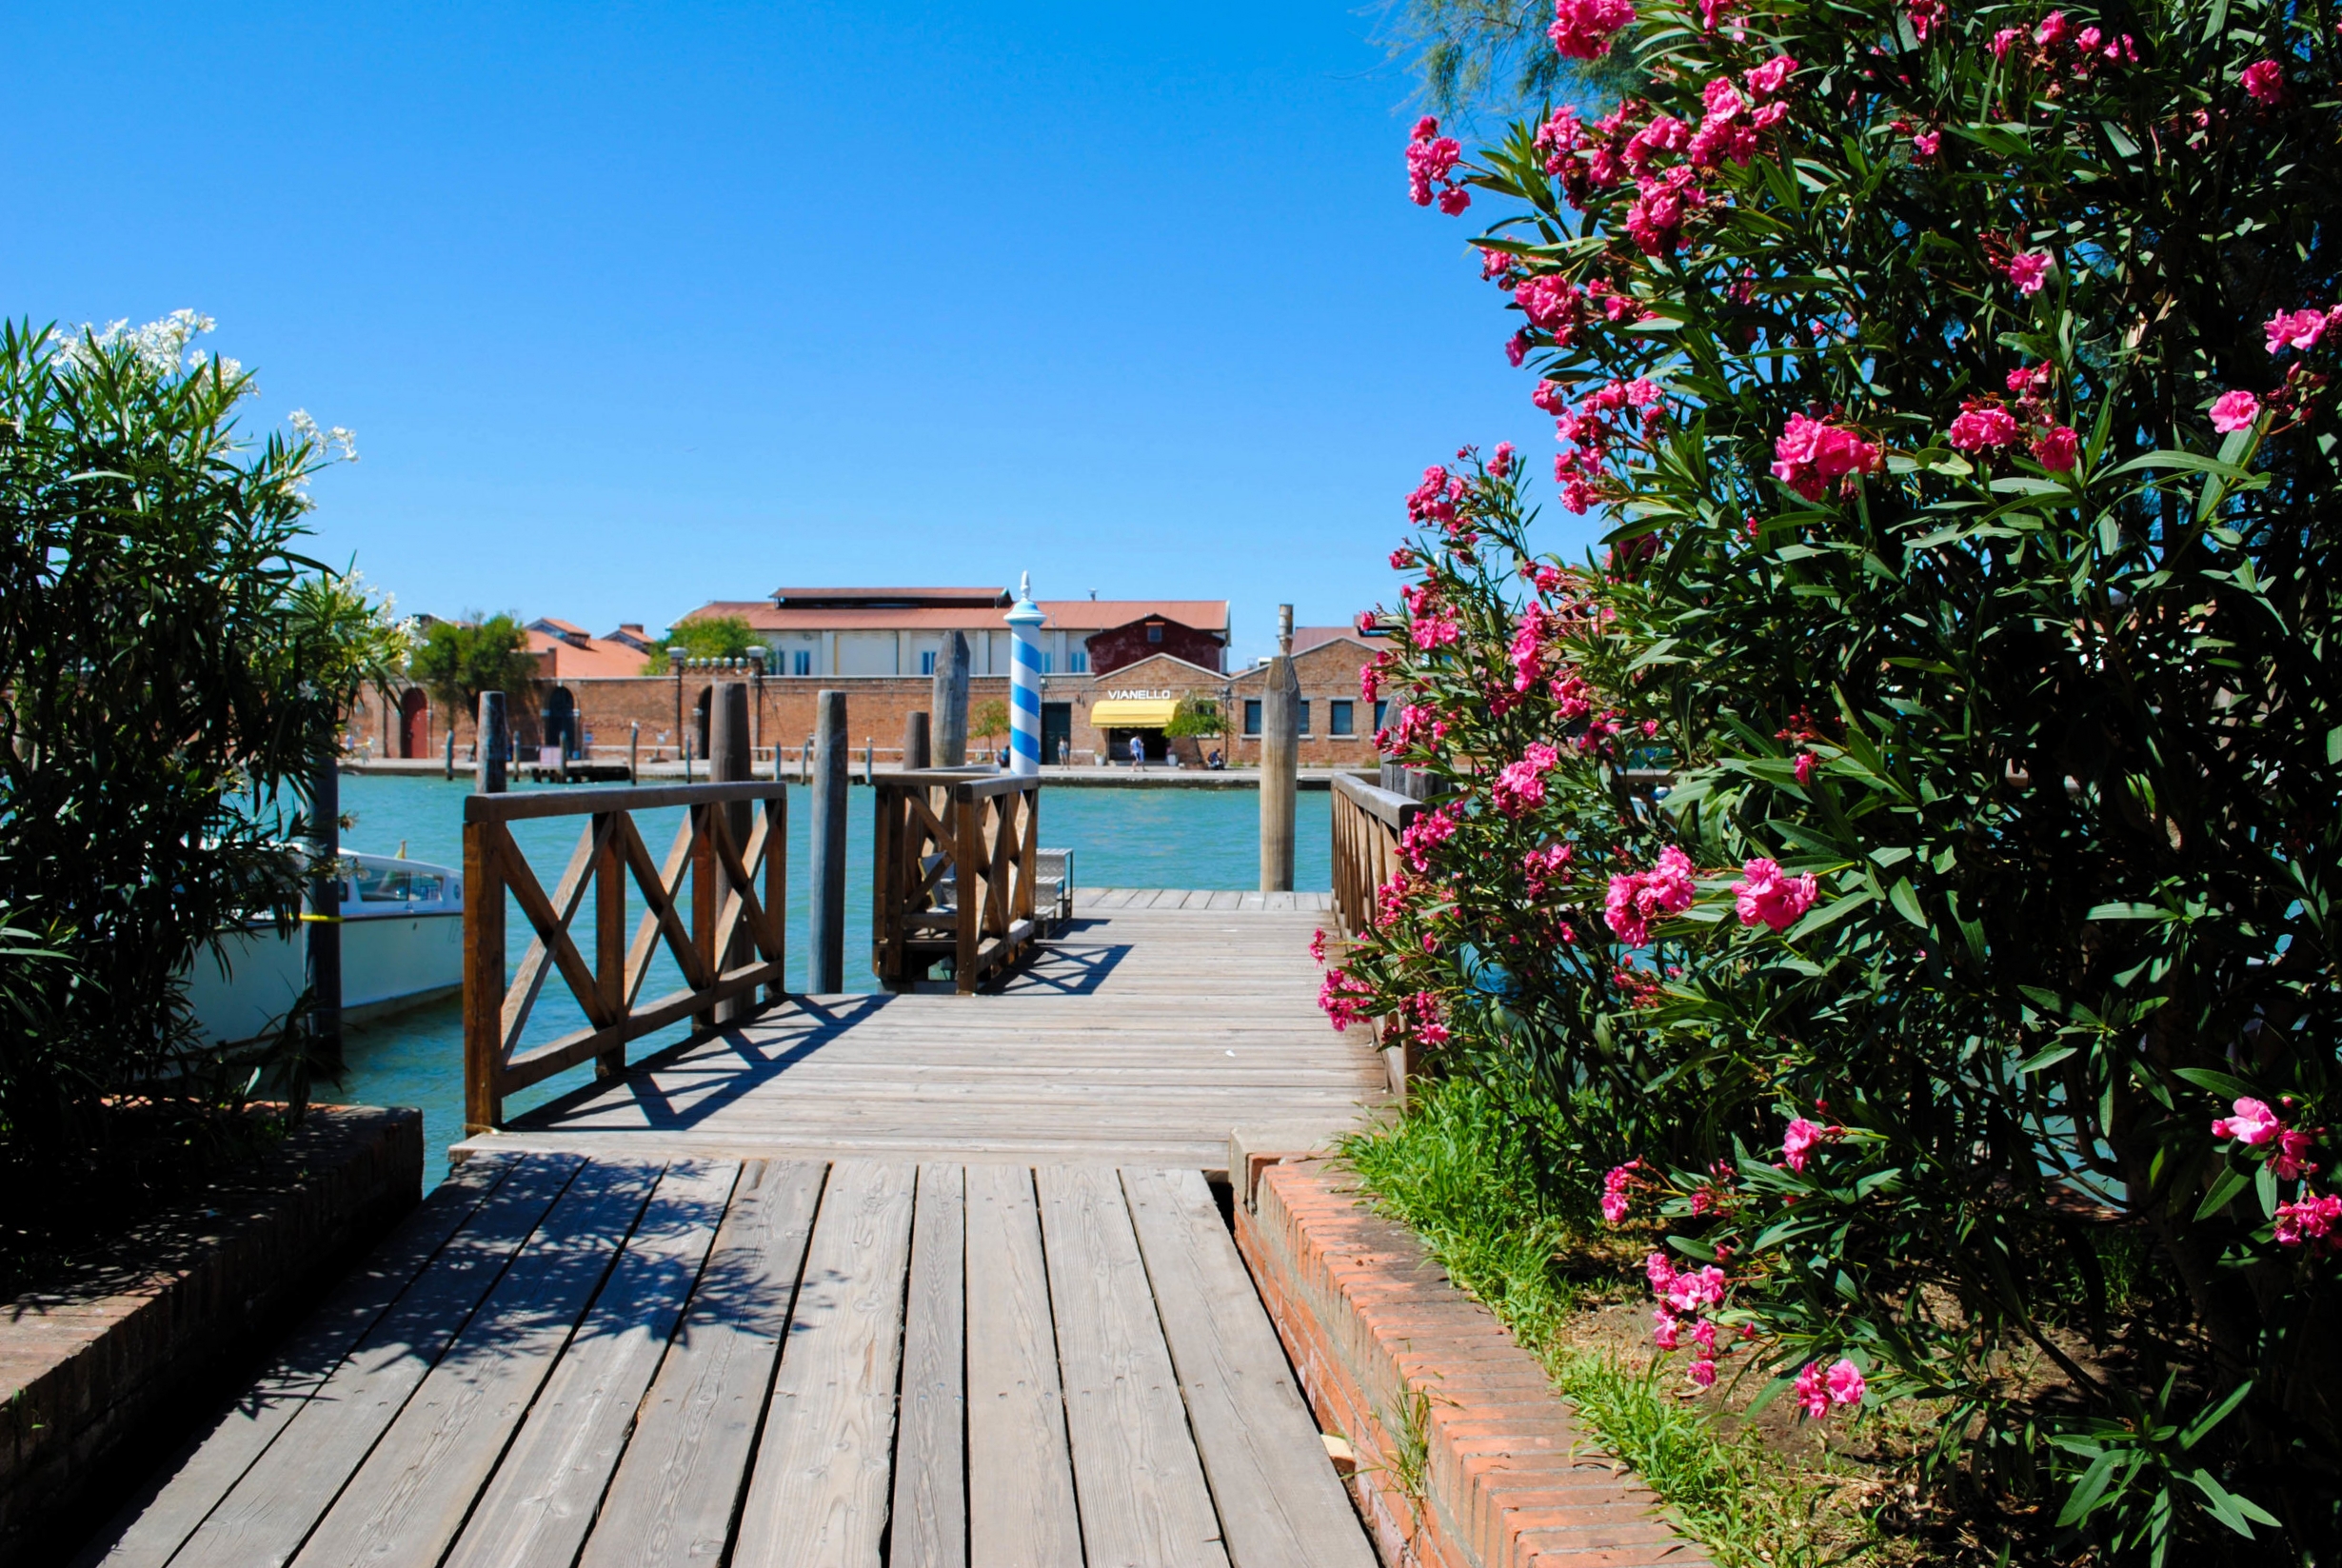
1688, 1355, 1717, 1388
1771, 413, 1881, 501
1794, 751, 1816, 785
2274, 1192, 2342, 1253
1825, 1359, 1867, 1406
2212, 389, 2263, 433
1794, 1361, 1831, 1419
1406, 118, 1466, 208
2035, 10, 2069, 47
1781, 1115, 1836, 1171
1744, 53, 1796, 97
1948, 403, 2021, 451
1662, 1264, 1728, 1314
1492, 742, 1561, 818
1505, 330, 1530, 367
1399, 804, 1459, 871
1652, 1308, 1681, 1348
1411, 616, 1461, 650
1522, 841, 1575, 898
2242, 59, 2286, 104
1912, 129, 1940, 157
2266, 308, 2332, 355
2004, 251, 2053, 294
2213, 1097, 2283, 1146
1692, 1318, 1718, 1352
1604, 846, 1697, 946
1308, 927, 1327, 965
2034, 425, 2080, 472
1601, 1159, 1642, 1224
1646, 1251, 1677, 1291
1548, 0, 1637, 61
1990, 26, 2022, 57
2274, 1128, 2322, 1182
1734, 857, 1819, 933
1490, 440, 1517, 477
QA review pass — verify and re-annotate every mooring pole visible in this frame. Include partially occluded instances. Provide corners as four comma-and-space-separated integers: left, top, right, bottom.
443, 724, 454, 781
933, 631, 970, 767
628, 721, 639, 785
709, 682, 754, 1025
903, 710, 931, 771
477, 690, 508, 795
1260, 605, 1298, 891
809, 689, 848, 992
303, 751, 343, 1118
1006, 574, 1043, 777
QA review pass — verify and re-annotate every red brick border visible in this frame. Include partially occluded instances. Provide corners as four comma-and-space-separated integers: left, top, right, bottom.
1235, 1158, 1712, 1568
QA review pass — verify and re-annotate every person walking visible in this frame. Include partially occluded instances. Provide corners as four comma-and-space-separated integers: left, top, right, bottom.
1128, 733, 1145, 770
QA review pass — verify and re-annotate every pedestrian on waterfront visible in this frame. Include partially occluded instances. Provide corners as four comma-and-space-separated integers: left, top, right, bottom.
1129, 734, 1145, 770
1208, 747, 1222, 769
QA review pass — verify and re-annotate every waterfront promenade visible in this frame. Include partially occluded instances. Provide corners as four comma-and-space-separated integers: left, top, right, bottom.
88, 891, 1391, 1567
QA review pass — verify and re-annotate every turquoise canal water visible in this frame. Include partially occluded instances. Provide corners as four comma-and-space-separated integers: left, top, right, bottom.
331, 773, 1332, 1176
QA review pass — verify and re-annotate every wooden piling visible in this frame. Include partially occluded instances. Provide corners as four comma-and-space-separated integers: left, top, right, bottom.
477, 690, 508, 795
933, 631, 970, 766
628, 722, 639, 785
303, 755, 342, 1116
810, 689, 848, 993
709, 683, 754, 1025
1260, 605, 1299, 891
903, 710, 931, 771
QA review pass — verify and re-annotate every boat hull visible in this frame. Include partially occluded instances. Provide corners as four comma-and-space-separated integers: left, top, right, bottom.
186, 912, 465, 1042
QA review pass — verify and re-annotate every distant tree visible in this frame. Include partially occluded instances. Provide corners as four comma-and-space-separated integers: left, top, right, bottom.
408, 613, 538, 725
971, 699, 1010, 755
1162, 696, 1222, 741
644, 614, 757, 672
1376, 0, 1638, 121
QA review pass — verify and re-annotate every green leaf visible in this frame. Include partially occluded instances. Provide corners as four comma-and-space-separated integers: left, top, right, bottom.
2086, 902, 2171, 922
2173, 1067, 2256, 1102
2193, 1167, 2250, 1221
2017, 1044, 2077, 1076
1887, 877, 1929, 931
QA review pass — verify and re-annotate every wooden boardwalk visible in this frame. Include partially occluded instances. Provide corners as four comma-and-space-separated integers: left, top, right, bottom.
88, 894, 1390, 1567
90, 1151, 1379, 1568
449, 892, 1382, 1173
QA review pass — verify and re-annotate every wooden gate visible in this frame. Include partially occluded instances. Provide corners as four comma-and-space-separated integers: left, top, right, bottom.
871, 769, 1040, 994
462, 781, 786, 1132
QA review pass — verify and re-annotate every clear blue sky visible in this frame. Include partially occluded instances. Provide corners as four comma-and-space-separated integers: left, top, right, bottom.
7, 2, 1597, 662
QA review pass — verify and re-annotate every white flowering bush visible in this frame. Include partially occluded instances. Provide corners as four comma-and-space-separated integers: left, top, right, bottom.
1340, 0, 2341, 1557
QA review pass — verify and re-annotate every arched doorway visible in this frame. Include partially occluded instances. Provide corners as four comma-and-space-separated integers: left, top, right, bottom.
398, 688, 430, 758
544, 686, 578, 760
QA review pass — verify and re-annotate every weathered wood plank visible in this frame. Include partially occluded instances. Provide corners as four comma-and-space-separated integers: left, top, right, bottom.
169, 1154, 585, 1568
287, 1159, 665, 1568
576, 1159, 825, 1568
1122, 1168, 1379, 1568
440, 1160, 740, 1568
889, 1163, 965, 1568
963, 1164, 1081, 1568
729, 1160, 916, 1568
1037, 1164, 1230, 1568
89, 1158, 517, 1568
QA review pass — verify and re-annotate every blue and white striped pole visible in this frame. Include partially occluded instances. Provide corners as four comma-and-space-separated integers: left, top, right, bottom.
1006, 572, 1044, 776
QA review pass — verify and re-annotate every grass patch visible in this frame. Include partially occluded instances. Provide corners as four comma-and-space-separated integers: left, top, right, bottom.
1341, 1076, 1865, 1568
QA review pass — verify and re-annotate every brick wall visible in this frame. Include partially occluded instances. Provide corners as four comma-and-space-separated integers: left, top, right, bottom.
1235, 1158, 1714, 1568
1084, 617, 1226, 678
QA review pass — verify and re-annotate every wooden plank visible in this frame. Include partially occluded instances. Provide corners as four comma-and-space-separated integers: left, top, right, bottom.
963, 1164, 1081, 1568
440, 1159, 740, 1568
1037, 1165, 1230, 1568
168, 1154, 585, 1568
1206, 890, 1242, 910
577, 1160, 826, 1568
1239, 892, 1266, 911
90, 1159, 517, 1568
889, 1163, 965, 1568
729, 1160, 916, 1568
1121, 1169, 1378, 1568
288, 1158, 665, 1568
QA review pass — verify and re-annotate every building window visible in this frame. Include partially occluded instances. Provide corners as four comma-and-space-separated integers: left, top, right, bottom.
1298, 700, 1312, 735
1069, 648, 1089, 673
1330, 700, 1354, 736
792, 649, 812, 677
1374, 699, 1388, 732
1146, 622, 1163, 644
1041, 652, 1054, 674
1243, 699, 1261, 735
920, 650, 937, 676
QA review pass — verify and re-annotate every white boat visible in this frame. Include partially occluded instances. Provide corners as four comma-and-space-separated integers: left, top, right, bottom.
186, 850, 465, 1042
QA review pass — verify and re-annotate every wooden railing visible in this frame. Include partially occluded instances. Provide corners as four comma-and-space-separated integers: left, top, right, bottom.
872, 769, 1041, 994
1331, 772, 1425, 942
464, 782, 787, 1132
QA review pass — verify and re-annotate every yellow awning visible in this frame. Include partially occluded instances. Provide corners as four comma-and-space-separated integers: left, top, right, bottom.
1091, 698, 1181, 727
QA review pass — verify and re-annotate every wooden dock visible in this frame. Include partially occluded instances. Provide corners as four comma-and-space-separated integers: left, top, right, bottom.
88, 891, 1395, 1566
449, 891, 1379, 1173
92, 1151, 1379, 1568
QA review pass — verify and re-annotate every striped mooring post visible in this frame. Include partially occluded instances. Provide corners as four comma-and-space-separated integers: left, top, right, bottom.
1006, 572, 1044, 777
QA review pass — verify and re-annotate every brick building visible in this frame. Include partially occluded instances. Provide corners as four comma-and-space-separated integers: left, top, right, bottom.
348, 601, 1390, 771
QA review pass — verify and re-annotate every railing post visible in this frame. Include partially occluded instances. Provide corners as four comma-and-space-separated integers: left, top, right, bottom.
955, 783, 981, 995
1260, 605, 1299, 890
810, 690, 849, 993
763, 789, 787, 1006
595, 812, 626, 1079
690, 802, 717, 1029
477, 690, 508, 795
1016, 781, 1038, 927
462, 811, 505, 1133
710, 682, 754, 1026
872, 777, 900, 989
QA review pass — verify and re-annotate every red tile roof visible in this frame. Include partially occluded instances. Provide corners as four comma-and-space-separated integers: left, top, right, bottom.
1292, 625, 1379, 654
681, 596, 1229, 636
528, 628, 655, 680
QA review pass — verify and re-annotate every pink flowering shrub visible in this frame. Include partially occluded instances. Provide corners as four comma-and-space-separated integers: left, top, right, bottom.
1339, 0, 2342, 1548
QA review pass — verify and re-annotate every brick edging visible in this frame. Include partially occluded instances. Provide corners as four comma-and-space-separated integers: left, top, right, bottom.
1235, 1158, 1713, 1568
0, 1104, 423, 1557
